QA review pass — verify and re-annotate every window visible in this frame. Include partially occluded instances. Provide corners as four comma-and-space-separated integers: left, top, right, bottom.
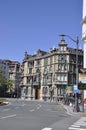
42, 87, 48, 94
60, 46, 64, 51
60, 46, 67, 51
49, 66, 52, 73
64, 64, 67, 70
29, 68, 32, 74
36, 60, 41, 66
57, 74, 67, 81
58, 55, 61, 61
54, 55, 57, 63
50, 57, 52, 64
58, 55, 66, 63
58, 64, 67, 71
64, 46, 66, 51
28, 62, 34, 68
44, 58, 48, 66
57, 74, 61, 81
64, 74, 67, 81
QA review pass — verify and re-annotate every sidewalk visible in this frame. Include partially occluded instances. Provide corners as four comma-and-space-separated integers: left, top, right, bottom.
61, 103, 86, 116
5, 98, 86, 117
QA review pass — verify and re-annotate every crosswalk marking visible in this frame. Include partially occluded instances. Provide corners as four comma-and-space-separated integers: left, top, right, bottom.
71, 125, 80, 127
41, 128, 52, 130
69, 128, 86, 130
68, 117, 86, 130
74, 123, 86, 126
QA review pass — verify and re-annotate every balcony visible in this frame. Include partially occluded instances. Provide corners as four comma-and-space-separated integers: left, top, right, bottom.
33, 74, 40, 86
42, 80, 48, 86
25, 82, 33, 86
33, 81, 40, 86
54, 80, 67, 85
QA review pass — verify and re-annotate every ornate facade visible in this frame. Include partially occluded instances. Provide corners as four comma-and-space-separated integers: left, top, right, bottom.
21, 38, 83, 101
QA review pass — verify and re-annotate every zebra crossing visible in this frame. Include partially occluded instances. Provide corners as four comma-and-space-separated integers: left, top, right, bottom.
68, 117, 86, 130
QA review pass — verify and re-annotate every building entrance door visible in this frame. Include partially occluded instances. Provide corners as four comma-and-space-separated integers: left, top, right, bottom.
35, 88, 39, 99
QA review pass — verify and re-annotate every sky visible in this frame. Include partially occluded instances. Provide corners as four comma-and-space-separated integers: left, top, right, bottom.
0, 0, 83, 63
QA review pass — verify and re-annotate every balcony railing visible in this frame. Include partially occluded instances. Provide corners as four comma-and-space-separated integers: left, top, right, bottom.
54, 80, 67, 85
33, 81, 40, 86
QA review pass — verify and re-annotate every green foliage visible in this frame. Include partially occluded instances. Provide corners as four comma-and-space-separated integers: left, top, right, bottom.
0, 66, 8, 96
6, 78, 14, 91
0, 65, 14, 97
0, 65, 6, 87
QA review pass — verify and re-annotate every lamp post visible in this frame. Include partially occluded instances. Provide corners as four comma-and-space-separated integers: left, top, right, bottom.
59, 34, 79, 112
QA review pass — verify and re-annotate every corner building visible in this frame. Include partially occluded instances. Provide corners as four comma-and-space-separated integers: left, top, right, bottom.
21, 38, 83, 101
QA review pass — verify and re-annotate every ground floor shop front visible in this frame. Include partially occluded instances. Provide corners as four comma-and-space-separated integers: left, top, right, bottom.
21, 84, 70, 101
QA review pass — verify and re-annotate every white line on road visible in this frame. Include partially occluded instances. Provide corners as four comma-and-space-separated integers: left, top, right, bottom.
29, 109, 35, 112
71, 125, 80, 127
41, 128, 52, 130
68, 117, 86, 130
2, 108, 10, 112
15, 107, 19, 109
37, 104, 41, 109
74, 124, 86, 126
69, 128, 86, 130
0, 114, 16, 119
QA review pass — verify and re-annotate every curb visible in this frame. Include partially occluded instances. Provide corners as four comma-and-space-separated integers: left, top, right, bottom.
62, 103, 86, 117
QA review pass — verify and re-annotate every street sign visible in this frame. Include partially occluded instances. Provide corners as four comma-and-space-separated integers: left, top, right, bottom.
73, 85, 78, 93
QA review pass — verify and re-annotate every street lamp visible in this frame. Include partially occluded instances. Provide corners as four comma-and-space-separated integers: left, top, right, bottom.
59, 34, 79, 112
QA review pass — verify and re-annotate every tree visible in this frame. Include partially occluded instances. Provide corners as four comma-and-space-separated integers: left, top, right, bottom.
6, 78, 14, 91
0, 65, 8, 97
0, 65, 14, 97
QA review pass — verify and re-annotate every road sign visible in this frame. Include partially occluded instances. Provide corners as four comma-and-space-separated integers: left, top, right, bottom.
73, 85, 78, 93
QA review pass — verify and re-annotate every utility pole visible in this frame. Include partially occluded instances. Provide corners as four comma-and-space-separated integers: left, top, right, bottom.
59, 34, 79, 112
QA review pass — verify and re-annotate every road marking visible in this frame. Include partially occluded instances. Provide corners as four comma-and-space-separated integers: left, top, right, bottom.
69, 127, 86, 130
30, 109, 34, 112
21, 104, 26, 107
71, 125, 80, 127
0, 114, 16, 119
15, 107, 19, 109
37, 104, 41, 109
2, 109, 10, 112
41, 128, 52, 130
74, 124, 86, 126
68, 117, 86, 130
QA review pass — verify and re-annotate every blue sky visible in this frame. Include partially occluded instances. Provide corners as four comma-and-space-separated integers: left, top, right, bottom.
0, 0, 83, 63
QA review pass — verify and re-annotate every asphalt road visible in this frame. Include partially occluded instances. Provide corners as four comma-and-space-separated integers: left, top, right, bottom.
0, 99, 81, 130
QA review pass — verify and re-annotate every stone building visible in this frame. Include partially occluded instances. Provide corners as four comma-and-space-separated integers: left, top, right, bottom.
3, 59, 22, 97
21, 38, 83, 101
0, 59, 9, 78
